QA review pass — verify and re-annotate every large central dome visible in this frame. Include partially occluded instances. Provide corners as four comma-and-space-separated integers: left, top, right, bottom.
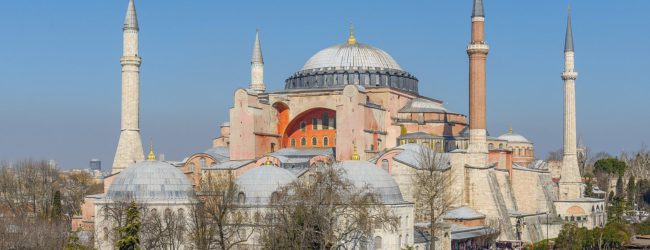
285, 35, 418, 94
301, 43, 403, 71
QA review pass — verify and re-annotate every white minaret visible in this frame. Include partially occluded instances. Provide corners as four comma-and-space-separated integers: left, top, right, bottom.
112, 0, 144, 174
249, 29, 265, 93
559, 8, 582, 200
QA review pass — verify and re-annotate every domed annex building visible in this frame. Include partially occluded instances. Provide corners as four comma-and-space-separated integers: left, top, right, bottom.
95, 155, 195, 249
72, 0, 608, 249
234, 161, 414, 249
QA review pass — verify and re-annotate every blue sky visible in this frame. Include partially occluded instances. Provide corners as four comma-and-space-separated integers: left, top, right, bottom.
0, 1, 648, 169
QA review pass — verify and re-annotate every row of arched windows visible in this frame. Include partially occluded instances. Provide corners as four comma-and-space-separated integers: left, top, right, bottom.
290, 136, 331, 147
487, 143, 534, 157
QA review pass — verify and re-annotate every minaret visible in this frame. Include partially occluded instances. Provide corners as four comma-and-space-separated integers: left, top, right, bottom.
559, 7, 582, 200
249, 29, 265, 93
112, 0, 144, 174
466, 0, 490, 165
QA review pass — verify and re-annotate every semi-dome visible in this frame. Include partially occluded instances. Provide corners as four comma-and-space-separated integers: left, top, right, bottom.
497, 129, 530, 143
285, 36, 418, 93
337, 160, 405, 204
236, 164, 297, 205
106, 161, 194, 202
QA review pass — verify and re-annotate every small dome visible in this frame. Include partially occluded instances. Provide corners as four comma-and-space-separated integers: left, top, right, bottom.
236, 165, 296, 205
497, 131, 530, 143
301, 43, 402, 71
337, 161, 405, 204
106, 161, 193, 202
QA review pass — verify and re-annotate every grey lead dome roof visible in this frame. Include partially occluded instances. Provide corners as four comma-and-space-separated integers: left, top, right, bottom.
236, 164, 297, 206
301, 43, 402, 71
106, 161, 194, 202
338, 161, 405, 204
497, 132, 531, 143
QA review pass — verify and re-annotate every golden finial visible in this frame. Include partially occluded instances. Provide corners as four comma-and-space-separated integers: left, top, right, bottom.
347, 22, 357, 45
508, 125, 513, 134
351, 142, 360, 160
147, 142, 156, 161
265, 156, 272, 166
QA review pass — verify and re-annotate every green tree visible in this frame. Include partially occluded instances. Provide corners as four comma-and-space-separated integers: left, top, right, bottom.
115, 201, 141, 250
594, 158, 626, 176
616, 175, 624, 198
584, 179, 594, 198
628, 176, 637, 208
63, 231, 93, 250
51, 190, 62, 221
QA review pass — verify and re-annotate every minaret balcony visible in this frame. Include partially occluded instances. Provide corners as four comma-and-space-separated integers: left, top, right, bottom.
466, 43, 489, 54
561, 71, 578, 80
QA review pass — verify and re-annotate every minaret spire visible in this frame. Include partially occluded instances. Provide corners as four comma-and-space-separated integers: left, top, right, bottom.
559, 6, 582, 200
124, 0, 139, 31
472, 0, 484, 17
565, 6, 574, 52
249, 28, 265, 93
466, 0, 490, 165
113, 0, 144, 173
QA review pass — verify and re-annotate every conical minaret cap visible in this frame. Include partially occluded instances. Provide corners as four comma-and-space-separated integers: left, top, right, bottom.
472, 0, 485, 17
565, 7, 574, 52
124, 0, 139, 31
252, 29, 263, 63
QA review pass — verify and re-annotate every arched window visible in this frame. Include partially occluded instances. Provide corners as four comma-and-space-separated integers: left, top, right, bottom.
435, 142, 442, 152
312, 118, 318, 130
300, 121, 306, 132
300, 137, 306, 147
271, 191, 279, 203
200, 157, 206, 169
488, 143, 494, 150
374, 236, 382, 249
499, 143, 504, 149
311, 137, 318, 146
103, 227, 109, 241
323, 136, 329, 146
238, 192, 246, 204
322, 113, 329, 129
189, 163, 196, 172
381, 159, 389, 172
178, 208, 185, 221
254, 212, 261, 223
360, 237, 368, 250
399, 235, 402, 247
291, 138, 296, 147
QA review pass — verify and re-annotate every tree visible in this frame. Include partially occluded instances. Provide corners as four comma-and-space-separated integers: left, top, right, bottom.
115, 201, 141, 250
259, 164, 397, 249
546, 149, 563, 162
584, 179, 594, 198
413, 145, 455, 250
188, 173, 250, 250
594, 158, 626, 177
628, 176, 637, 209
616, 175, 624, 199
51, 190, 63, 222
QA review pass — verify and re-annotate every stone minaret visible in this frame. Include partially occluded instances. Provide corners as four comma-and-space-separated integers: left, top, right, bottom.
559, 8, 582, 200
466, 0, 490, 165
112, 0, 144, 174
250, 29, 265, 93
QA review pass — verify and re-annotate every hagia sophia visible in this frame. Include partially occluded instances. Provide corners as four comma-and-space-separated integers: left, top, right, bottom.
72, 0, 607, 249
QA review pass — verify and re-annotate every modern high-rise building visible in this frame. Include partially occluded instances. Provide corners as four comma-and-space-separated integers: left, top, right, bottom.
89, 159, 101, 171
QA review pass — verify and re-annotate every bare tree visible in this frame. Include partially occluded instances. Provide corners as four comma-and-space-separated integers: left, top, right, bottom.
413, 145, 455, 250
188, 173, 251, 250
140, 206, 187, 250
259, 164, 397, 249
